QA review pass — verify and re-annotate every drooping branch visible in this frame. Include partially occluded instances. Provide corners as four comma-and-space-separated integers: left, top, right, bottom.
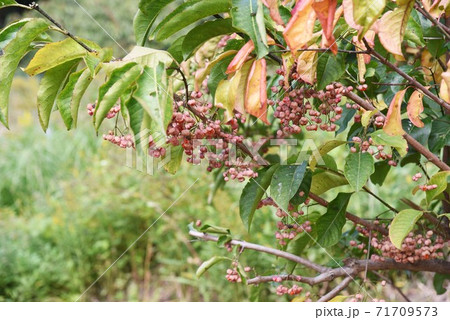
29, 2, 96, 53
344, 91, 450, 171
362, 38, 450, 112
189, 230, 328, 273
414, 3, 450, 39
191, 230, 450, 283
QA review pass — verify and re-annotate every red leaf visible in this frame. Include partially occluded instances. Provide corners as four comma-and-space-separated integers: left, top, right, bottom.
383, 89, 406, 136
312, 0, 337, 42
245, 59, 269, 124
283, 0, 316, 53
407, 90, 425, 128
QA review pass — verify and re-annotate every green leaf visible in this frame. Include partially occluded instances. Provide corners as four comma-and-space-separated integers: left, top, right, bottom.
316, 193, 352, 247
0, 18, 30, 49
70, 68, 93, 128
353, 0, 386, 39
182, 19, 238, 59
163, 145, 183, 174
37, 60, 80, 131
370, 161, 391, 186
55, 68, 86, 130
0, 18, 49, 127
133, 9, 153, 46
125, 96, 145, 144
316, 52, 345, 90
239, 165, 279, 231
428, 116, 450, 153
309, 140, 346, 170
152, 0, 231, 41
134, 64, 173, 138
83, 48, 113, 76
0, 0, 24, 8
231, 0, 268, 58
196, 256, 230, 278
389, 209, 423, 249
290, 169, 312, 206
426, 171, 450, 205
370, 129, 408, 157
24, 38, 99, 76
199, 224, 230, 235
94, 63, 143, 130
310, 171, 348, 195
111, 46, 174, 70
207, 55, 235, 98
344, 152, 375, 191
433, 273, 450, 295
269, 162, 308, 212
287, 232, 312, 273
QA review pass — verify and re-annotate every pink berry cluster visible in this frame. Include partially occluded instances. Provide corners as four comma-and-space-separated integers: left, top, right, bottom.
163, 93, 257, 181
412, 173, 422, 181
258, 197, 312, 246
276, 284, 303, 296
87, 102, 120, 119
350, 136, 397, 166
225, 268, 242, 283
418, 184, 438, 191
370, 231, 446, 263
102, 131, 134, 148
271, 79, 350, 137
348, 293, 386, 302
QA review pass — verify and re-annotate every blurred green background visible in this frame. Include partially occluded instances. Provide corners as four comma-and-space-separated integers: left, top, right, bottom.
0, 0, 445, 302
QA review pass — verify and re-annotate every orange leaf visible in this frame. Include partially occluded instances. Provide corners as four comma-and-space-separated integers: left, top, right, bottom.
283, 0, 316, 53
245, 59, 269, 124
296, 44, 318, 84
226, 40, 255, 74
440, 69, 450, 103
383, 89, 406, 136
312, 0, 337, 42
263, 0, 285, 26
407, 90, 425, 128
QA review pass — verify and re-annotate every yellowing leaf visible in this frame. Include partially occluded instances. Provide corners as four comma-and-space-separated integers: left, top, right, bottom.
441, 70, 450, 103
215, 79, 234, 121
353, 0, 386, 39
283, 0, 316, 53
25, 38, 99, 76
389, 209, 423, 249
282, 52, 296, 87
421, 50, 445, 83
378, 1, 414, 57
296, 44, 318, 84
373, 94, 388, 110
245, 58, 269, 124
361, 109, 377, 127
383, 89, 406, 136
407, 90, 424, 128
312, 0, 338, 54
233, 59, 254, 114
330, 295, 349, 302
194, 50, 237, 91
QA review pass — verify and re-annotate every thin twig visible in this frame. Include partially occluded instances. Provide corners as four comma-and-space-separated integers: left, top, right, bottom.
318, 277, 353, 302
371, 271, 411, 302
414, 3, 450, 39
362, 38, 450, 112
29, 2, 95, 53
344, 91, 450, 171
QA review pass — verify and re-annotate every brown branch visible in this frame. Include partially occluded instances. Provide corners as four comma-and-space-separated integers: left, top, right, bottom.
189, 230, 328, 273
414, 3, 450, 39
362, 38, 450, 112
271, 48, 369, 54
344, 91, 450, 171
318, 277, 353, 302
29, 2, 95, 53
308, 192, 389, 236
